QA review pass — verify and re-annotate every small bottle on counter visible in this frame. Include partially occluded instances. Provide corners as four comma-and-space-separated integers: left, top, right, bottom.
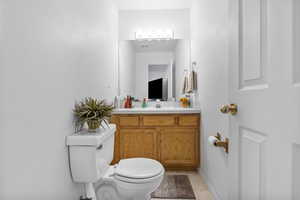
124, 95, 133, 108
142, 98, 147, 108
113, 96, 120, 108
155, 99, 161, 108
129, 96, 132, 108
124, 96, 129, 108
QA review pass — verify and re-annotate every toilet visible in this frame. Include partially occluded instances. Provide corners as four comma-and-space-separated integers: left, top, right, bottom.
66, 124, 164, 200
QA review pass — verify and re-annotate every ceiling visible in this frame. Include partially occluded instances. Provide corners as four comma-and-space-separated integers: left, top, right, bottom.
115, 0, 192, 10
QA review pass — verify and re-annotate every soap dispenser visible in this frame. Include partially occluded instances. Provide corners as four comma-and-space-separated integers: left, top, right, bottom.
142, 98, 147, 108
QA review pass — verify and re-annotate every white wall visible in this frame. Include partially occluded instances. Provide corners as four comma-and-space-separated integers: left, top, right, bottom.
0, 0, 118, 199
116, 0, 192, 10
119, 41, 136, 96
190, 0, 229, 199
119, 10, 190, 40
175, 40, 191, 99
135, 52, 174, 99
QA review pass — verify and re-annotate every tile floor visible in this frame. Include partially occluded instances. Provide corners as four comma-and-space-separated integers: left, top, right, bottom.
151, 171, 214, 200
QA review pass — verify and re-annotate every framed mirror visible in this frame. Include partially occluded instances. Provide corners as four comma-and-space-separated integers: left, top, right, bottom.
118, 39, 191, 101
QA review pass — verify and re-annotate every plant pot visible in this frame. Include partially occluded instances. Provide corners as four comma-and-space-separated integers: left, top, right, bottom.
87, 119, 100, 132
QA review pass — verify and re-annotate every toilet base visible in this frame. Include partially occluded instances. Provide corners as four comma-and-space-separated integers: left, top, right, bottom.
84, 183, 96, 200
134, 194, 151, 200
96, 183, 119, 200
80, 197, 92, 200
96, 187, 151, 200
96, 183, 152, 200
94, 165, 164, 200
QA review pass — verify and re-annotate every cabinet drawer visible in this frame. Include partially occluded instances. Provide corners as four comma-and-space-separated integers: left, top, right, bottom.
178, 115, 199, 126
142, 115, 176, 126
119, 116, 139, 127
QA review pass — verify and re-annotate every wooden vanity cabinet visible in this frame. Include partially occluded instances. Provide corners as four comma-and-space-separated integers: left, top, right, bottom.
160, 128, 198, 168
111, 114, 200, 170
120, 128, 158, 159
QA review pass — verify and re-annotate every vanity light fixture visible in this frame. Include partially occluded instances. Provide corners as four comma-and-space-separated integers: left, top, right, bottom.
135, 29, 174, 40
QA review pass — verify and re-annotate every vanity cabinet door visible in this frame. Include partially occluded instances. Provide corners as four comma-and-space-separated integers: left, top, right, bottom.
160, 128, 199, 168
120, 129, 158, 160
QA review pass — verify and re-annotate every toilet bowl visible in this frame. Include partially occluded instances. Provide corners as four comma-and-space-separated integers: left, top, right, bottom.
66, 124, 165, 200
96, 158, 164, 200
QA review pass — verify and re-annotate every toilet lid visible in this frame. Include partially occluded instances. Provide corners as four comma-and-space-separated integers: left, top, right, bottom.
115, 158, 163, 179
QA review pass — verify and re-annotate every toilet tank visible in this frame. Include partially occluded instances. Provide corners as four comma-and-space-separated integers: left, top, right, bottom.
66, 124, 116, 183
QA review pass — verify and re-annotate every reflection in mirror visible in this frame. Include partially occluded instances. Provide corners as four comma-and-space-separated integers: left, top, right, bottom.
148, 65, 169, 101
119, 39, 190, 101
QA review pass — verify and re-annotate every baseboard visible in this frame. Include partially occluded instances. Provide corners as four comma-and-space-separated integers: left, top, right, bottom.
198, 168, 223, 200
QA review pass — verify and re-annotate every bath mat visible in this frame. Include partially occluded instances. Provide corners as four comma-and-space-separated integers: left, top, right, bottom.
151, 175, 196, 199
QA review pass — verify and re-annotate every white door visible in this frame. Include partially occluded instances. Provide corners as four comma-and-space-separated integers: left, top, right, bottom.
228, 0, 300, 199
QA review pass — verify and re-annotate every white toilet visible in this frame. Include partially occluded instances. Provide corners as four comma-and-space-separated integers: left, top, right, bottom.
66, 124, 164, 200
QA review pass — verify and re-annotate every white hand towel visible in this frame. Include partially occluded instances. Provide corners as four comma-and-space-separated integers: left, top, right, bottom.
186, 70, 197, 93
182, 75, 189, 94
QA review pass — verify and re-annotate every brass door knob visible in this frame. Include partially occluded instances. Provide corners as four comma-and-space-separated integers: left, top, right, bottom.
220, 104, 238, 115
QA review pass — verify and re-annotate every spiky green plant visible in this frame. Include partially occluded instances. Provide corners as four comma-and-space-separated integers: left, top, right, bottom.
73, 97, 114, 131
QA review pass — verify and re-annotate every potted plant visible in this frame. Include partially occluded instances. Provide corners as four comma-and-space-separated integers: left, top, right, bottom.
73, 97, 114, 132
179, 97, 190, 108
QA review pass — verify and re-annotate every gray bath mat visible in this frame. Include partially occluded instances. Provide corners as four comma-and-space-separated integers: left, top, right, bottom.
151, 175, 196, 199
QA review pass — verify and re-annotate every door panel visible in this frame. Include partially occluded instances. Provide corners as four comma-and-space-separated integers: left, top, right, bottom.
230, 0, 270, 198
292, 143, 300, 200
239, 0, 268, 90
292, 1, 300, 200
229, 0, 297, 199
120, 129, 158, 159
239, 127, 267, 200
294, 0, 300, 84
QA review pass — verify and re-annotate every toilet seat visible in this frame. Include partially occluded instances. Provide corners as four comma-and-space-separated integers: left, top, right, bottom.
115, 170, 164, 184
114, 158, 164, 184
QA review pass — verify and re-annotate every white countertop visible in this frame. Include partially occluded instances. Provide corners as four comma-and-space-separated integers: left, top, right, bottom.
112, 107, 201, 114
